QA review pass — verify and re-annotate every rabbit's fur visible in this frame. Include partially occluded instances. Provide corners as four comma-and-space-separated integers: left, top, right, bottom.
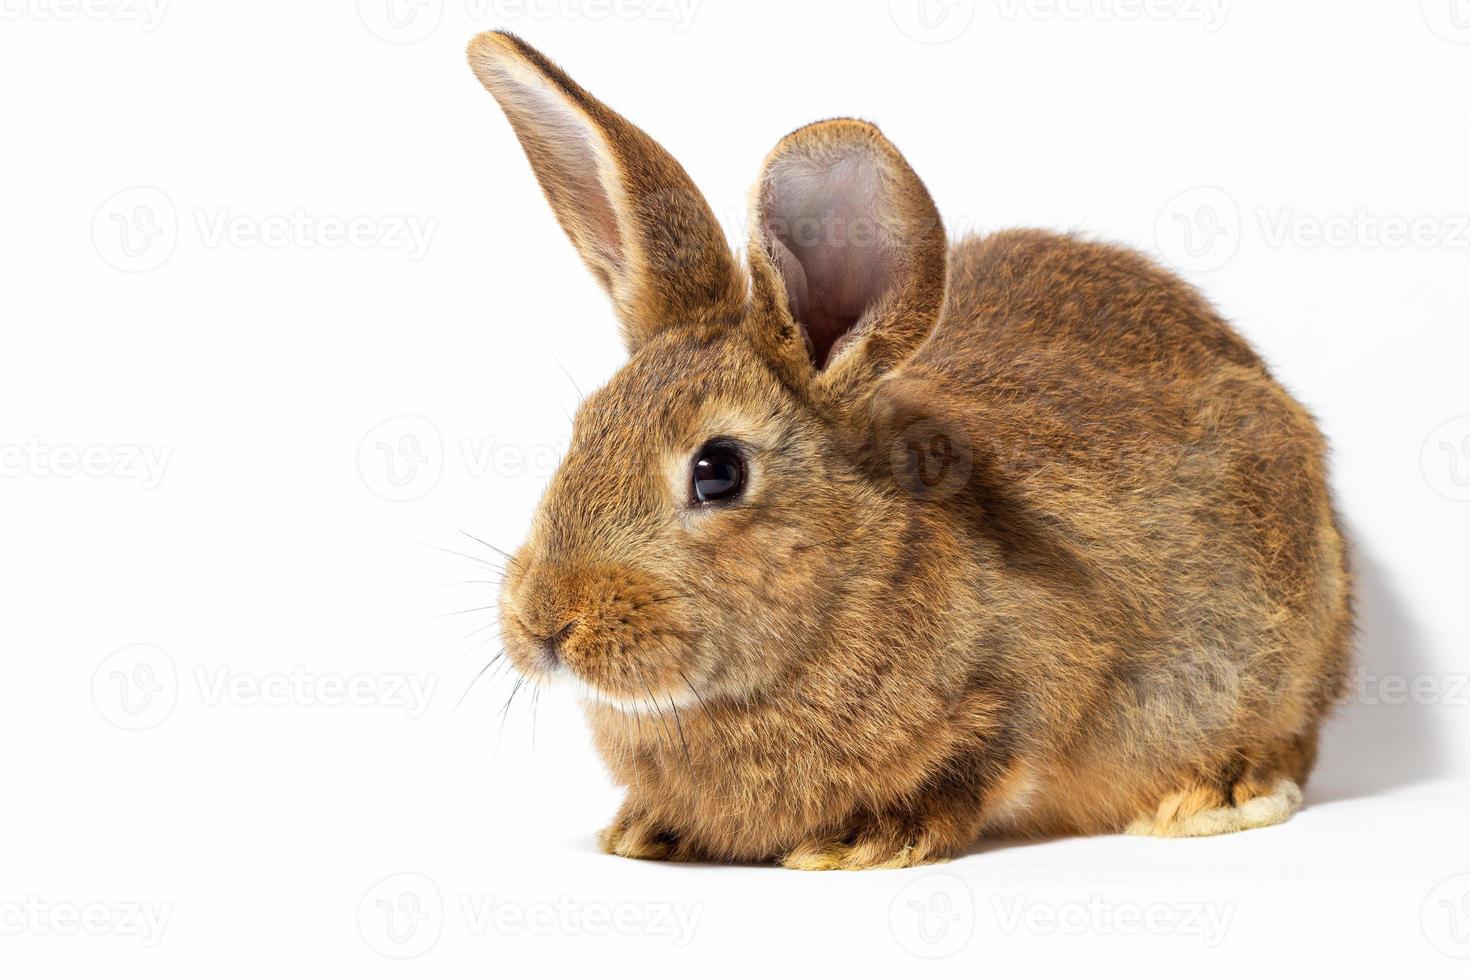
469, 32, 1352, 868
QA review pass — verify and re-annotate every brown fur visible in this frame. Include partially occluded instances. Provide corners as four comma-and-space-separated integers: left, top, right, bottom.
468, 32, 1353, 868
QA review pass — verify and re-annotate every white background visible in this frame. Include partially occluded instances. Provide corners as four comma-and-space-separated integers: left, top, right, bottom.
2, 0, 1468, 976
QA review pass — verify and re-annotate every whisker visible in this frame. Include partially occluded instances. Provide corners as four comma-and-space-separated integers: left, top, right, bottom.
667, 693, 692, 768
454, 648, 506, 713
639, 673, 689, 771
458, 529, 519, 568
675, 666, 713, 717
430, 604, 498, 620
550, 353, 585, 403
529, 680, 543, 751
379, 534, 507, 573
496, 675, 526, 746
451, 619, 501, 647
628, 689, 649, 748
412, 578, 502, 598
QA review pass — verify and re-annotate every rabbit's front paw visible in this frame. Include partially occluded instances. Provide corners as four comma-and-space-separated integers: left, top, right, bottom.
781, 818, 950, 871
597, 809, 678, 861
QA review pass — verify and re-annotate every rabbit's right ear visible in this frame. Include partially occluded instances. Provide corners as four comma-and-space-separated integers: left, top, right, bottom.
467, 32, 744, 351
745, 119, 948, 402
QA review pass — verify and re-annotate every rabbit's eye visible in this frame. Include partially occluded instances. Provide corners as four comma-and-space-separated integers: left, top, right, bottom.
691, 441, 745, 504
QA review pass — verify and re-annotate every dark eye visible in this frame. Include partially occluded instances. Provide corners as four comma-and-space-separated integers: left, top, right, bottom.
691, 441, 745, 504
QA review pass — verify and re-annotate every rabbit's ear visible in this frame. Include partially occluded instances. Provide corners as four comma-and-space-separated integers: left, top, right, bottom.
467, 32, 744, 351
746, 119, 947, 397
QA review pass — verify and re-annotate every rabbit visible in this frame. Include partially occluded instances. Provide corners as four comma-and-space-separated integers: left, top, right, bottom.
467, 31, 1353, 869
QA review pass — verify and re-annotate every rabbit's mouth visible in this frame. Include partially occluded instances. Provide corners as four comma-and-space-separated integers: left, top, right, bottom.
498, 560, 703, 708
503, 614, 703, 713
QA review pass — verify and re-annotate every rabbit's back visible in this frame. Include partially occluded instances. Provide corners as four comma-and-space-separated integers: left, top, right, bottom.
903, 230, 1353, 835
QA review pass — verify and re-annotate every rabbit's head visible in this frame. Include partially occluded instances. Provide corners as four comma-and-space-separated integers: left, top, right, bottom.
470, 33, 952, 711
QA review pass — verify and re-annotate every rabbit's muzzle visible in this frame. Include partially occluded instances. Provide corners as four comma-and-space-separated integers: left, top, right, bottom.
499, 557, 695, 708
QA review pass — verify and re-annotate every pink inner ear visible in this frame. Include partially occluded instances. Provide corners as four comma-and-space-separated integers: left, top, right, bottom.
763, 153, 895, 368
487, 63, 625, 278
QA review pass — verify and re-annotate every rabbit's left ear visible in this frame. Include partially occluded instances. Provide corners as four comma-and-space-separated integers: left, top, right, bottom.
467, 32, 744, 351
745, 119, 948, 399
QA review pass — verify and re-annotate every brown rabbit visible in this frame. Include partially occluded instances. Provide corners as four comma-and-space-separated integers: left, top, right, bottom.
468, 31, 1353, 869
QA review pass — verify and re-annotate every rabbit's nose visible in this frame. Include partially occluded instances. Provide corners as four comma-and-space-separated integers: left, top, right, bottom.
528, 618, 579, 667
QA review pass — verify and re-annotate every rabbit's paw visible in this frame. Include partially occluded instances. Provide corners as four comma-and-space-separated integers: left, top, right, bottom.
597, 810, 678, 861
781, 819, 950, 871
1125, 777, 1302, 838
